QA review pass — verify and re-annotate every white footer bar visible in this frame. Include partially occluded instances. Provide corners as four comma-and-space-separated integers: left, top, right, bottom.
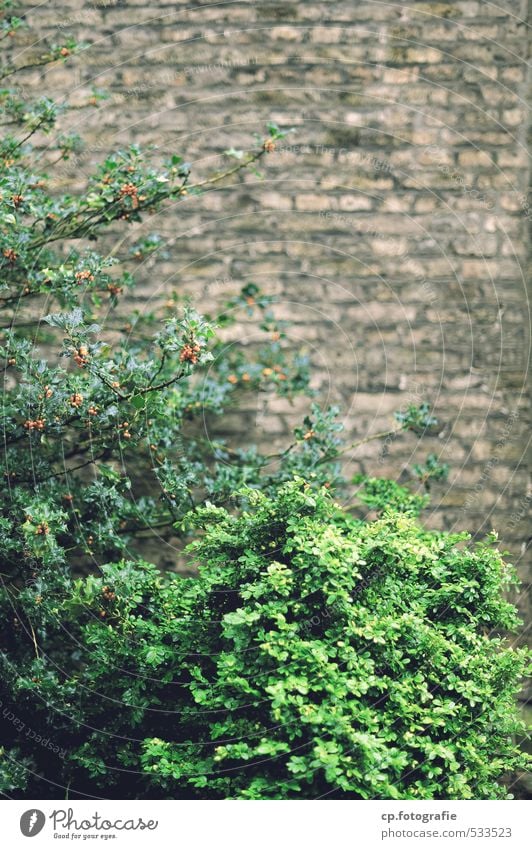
2, 799, 531, 849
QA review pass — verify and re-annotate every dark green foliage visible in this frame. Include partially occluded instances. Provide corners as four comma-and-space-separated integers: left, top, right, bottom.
395, 402, 438, 432
0, 6, 338, 579
0, 481, 528, 799
412, 453, 450, 487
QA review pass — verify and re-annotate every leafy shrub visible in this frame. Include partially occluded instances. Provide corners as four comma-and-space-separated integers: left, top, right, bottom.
1, 481, 529, 799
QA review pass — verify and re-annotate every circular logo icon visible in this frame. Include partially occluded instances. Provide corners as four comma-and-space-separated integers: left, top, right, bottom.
20, 810, 46, 837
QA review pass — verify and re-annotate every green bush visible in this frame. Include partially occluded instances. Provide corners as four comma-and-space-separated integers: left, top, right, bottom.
1, 480, 528, 799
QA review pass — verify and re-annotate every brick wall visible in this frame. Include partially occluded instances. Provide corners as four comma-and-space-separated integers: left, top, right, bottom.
8, 0, 531, 651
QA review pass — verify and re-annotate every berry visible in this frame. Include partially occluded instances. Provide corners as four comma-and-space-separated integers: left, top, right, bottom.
179, 343, 201, 364
73, 346, 89, 367
118, 182, 139, 208
75, 270, 95, 284
70, 393, 83, 408
102, 586, 116, 602
24, 418, 46, 431
118, 421, 131, 439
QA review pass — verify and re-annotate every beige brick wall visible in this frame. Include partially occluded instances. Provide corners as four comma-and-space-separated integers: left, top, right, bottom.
7, 0, 531, 652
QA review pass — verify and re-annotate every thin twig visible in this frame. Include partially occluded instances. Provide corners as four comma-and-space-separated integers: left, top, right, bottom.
29, 621, 40, 658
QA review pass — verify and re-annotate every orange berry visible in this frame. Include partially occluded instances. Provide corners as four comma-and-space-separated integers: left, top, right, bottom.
75, 270, 94, 283
70, 393, 83, 408
179, 343, 201, 364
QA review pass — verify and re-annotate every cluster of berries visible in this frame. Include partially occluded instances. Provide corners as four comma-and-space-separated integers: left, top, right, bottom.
118, 421, 131, 439
24, 418, 46, 431
179, 343, 201, 364
73, 345, 89, 367
118, 182, 140, 208
101, 585, 116, 602
75, 270, 94, 284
